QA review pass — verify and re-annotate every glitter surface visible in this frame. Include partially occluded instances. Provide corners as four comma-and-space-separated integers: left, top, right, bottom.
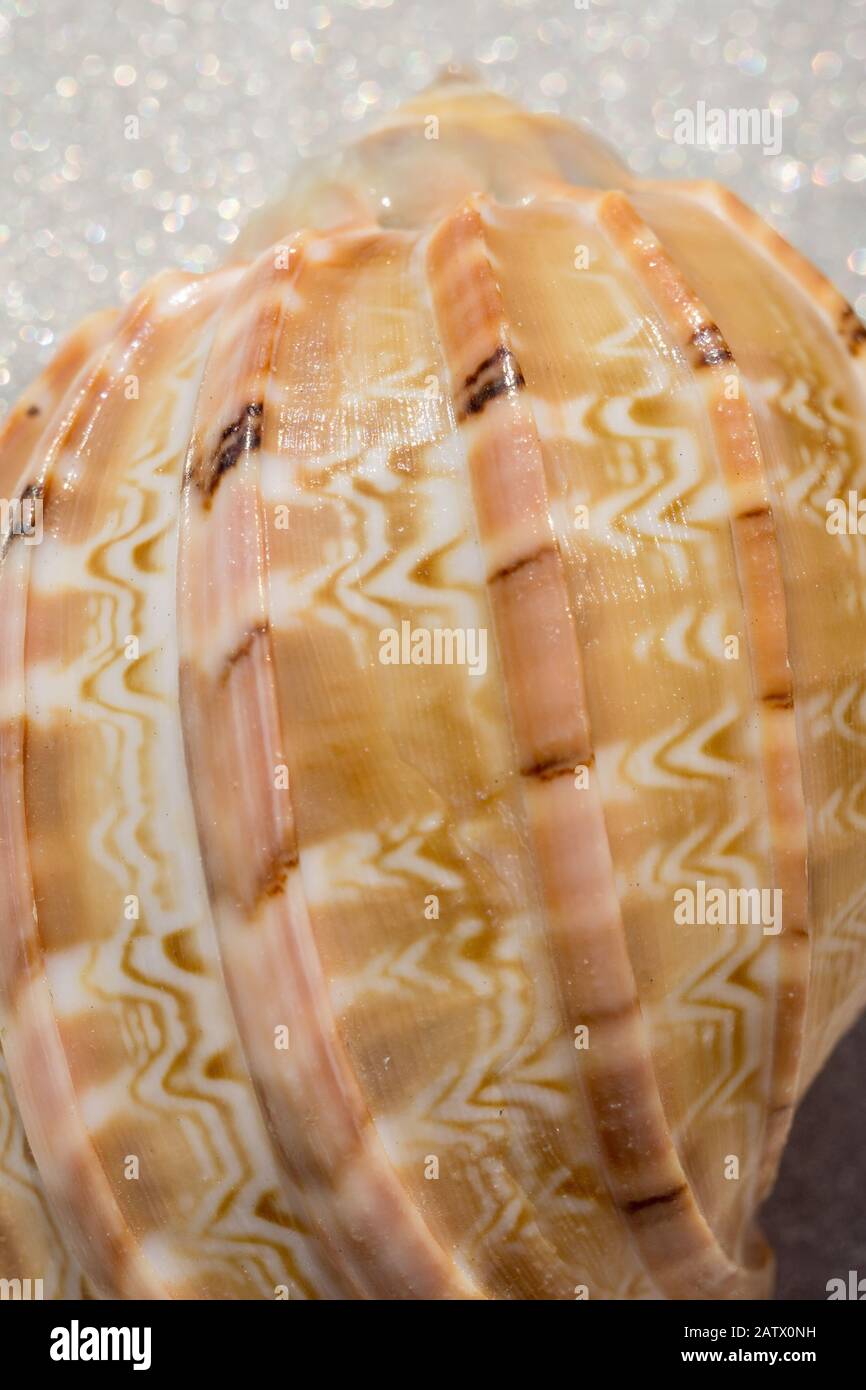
1, 0, 865, 412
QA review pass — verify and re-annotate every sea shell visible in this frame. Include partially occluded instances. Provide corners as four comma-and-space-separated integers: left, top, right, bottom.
2, 73, 865, 1301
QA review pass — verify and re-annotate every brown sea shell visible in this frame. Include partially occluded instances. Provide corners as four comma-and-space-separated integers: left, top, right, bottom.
1, 75, 865, 1300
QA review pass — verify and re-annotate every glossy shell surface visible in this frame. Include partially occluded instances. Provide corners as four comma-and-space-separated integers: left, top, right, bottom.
1, 79, 866, 1300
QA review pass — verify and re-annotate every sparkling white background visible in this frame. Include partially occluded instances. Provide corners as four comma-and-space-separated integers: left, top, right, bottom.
1, 0, 865, 1299
1, 0, 865, 412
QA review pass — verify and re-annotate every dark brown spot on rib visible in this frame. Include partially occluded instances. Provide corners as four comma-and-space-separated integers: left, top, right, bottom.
840, 304, 866, 355
463, 345, 509, 391
490, 542, 556, 584
200, 401, 264, 501
737, 504, 771, 523
221, 622, 271, 684
763, 688, 793, 709
466, 371, 525, 416
690, 322, 733, 368
521, 750, 592, 781
25, 404, 40, 417
459, 345, 525, 419
254, 845, 300, 909
624, 1182, 687, 1216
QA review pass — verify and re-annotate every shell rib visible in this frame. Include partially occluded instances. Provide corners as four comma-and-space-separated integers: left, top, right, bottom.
1, 76, 865, 1299
595, 191, 810, 1197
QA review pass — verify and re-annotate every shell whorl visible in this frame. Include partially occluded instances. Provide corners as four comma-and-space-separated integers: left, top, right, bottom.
1, 80, 865, 1300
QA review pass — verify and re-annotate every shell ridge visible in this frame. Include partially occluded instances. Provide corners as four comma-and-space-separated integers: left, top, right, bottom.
425, 196, 771, 1299
176, 237, 481, 1300
405, 220, 613, 1296
0, 316, 121, 1298
0, 290, 179, 1297
593, 189, 812, 1199
625, 180, 866, 1102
